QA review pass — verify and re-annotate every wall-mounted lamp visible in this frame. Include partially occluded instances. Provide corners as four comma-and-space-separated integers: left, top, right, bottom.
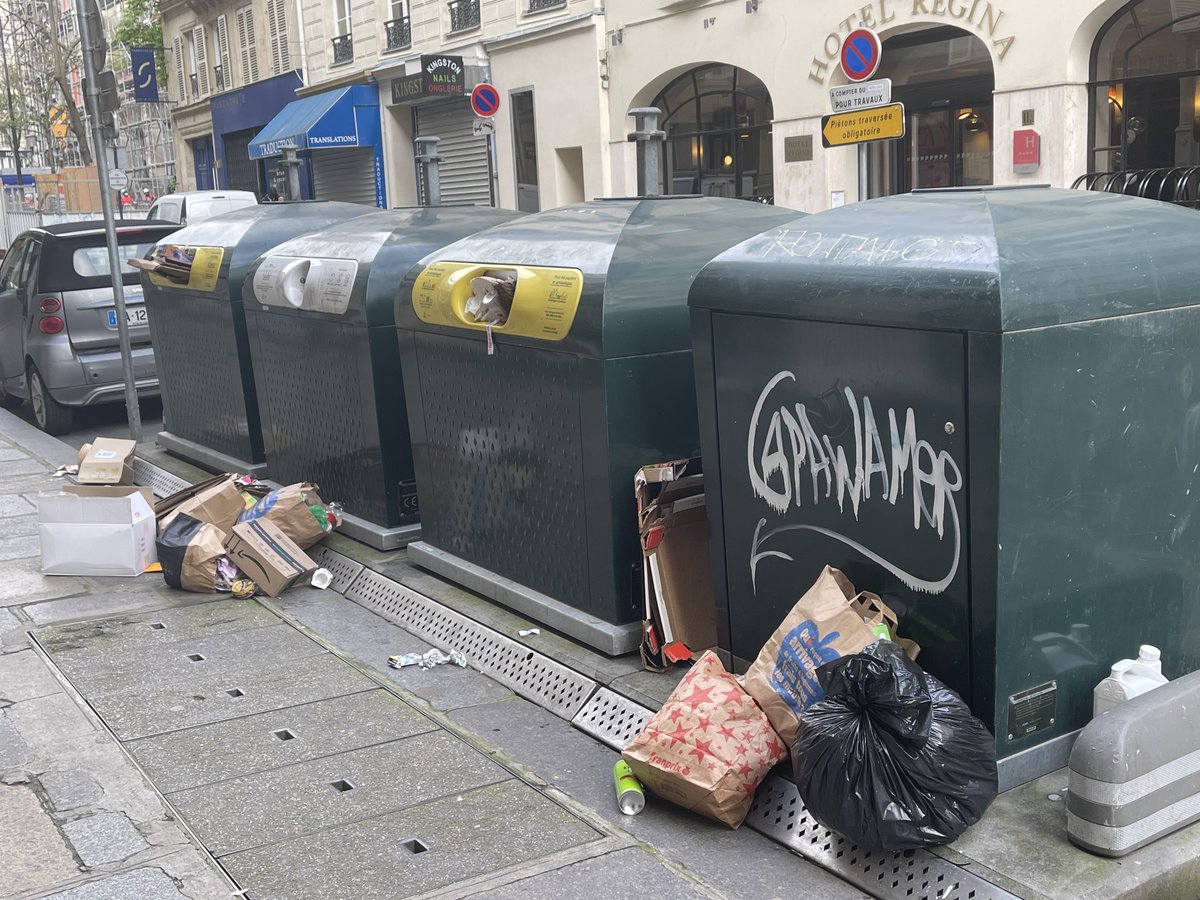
610, 29, 623, 46
722, 154, 733, 167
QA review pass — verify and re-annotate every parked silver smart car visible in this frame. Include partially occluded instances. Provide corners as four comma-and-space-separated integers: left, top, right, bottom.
0, 220, 181, 434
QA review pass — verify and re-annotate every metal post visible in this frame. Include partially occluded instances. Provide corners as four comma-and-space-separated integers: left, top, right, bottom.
627, 107, 665, 196
77, 0, 141, 441
858, 143, 869, 203
113, 145, 124, 220
414, 136, 442, 207
281, 147, 301, 200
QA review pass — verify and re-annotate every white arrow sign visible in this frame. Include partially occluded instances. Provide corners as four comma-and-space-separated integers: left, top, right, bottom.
472, 118, 495, 137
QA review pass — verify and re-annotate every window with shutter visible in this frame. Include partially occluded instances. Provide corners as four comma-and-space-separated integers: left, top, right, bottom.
267, 0, 290, 75
172, 34, 187, 103
216, 15, 232, 91
236, 6, 259, 84
193, 25, 210, 97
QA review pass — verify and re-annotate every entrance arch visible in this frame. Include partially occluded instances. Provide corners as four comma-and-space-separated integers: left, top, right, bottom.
648, 64, 774, 201
866, 27, 995, 197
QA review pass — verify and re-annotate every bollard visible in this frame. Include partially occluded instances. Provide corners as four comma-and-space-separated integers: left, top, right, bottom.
627, 107, 665, 197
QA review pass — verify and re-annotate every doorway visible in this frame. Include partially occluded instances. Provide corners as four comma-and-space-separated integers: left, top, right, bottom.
866, 28, 995, 197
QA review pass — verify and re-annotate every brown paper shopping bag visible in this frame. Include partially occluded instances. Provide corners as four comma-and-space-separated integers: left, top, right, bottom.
743, 566, 898, 747
623, 650, 786, 828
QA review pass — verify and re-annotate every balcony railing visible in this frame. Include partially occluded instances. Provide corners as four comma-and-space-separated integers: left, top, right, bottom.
528, 0, 565, 10
331, 33, 354, 66
448, 0, 480, 32
214, 65, 226, 93
385, 15, 412, 51
189, 73, 199, 97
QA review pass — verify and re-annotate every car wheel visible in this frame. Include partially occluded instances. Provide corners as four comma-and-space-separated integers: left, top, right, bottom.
0, 375, 21, 410
27, 365, 73, 436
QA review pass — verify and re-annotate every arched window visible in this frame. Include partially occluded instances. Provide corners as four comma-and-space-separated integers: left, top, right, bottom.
650, 65, 774, 201
1090, 0, 1200, 174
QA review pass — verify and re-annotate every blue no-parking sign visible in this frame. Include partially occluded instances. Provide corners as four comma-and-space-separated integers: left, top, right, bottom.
840, 28, 882, 83
471, 83, 501, 118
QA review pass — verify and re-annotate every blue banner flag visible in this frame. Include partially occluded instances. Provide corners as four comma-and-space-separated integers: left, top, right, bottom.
131, 47, 159, 102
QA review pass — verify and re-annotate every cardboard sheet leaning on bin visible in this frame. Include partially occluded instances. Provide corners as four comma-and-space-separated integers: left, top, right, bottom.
155, 474, 260, 534
635, 458, 719, 671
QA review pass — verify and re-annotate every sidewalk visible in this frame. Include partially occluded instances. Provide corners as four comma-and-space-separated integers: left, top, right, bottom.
0, 412, 867, 899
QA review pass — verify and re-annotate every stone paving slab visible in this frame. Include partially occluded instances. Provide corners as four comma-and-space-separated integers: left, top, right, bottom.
2, 513, 38, 538
471, 846, 714, 899
84, 653, 378, 740
0, 493, 35, 517
3, 456, 50, 476
0, 531, 41, 562
127, 689, 438, 793
0, 782, 81, 894
35, 599, 284, 656
0, 446, 31, 462
0, 557, 88, 607
277, 594, 518, 712
60, 811, 151, 867
220, 779, 603, 900
45, 867, 187, 900
0, 647, 62, 702
23, 589, 204, 628
49, 623, 327, 697
168, 730, 513, 856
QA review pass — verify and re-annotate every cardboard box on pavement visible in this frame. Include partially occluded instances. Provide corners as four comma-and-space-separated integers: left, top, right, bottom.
76, 438, 137, 485
39, 485, 157, 576
224, 520, 317, 597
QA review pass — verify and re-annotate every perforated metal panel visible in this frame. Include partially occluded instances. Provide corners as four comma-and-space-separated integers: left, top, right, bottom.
146, 294, 260, 462
570, 687, 653, 750
745, 776, 1018, 900
252, 313, 387, 525
413, 334, 588, 605
346, 568, 596, 719
307, 545, 365, 594
132, 457, 192, 498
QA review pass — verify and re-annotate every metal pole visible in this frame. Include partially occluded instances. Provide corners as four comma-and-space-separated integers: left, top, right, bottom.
113, 145, 123, 220
414, 136, 442, 207
0, 15, 24, 211
77, 1, 141, 441
858, 143, 869, 203
627, 107, 665, 196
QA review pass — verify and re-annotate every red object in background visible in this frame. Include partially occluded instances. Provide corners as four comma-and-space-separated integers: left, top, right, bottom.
1013, 129, 1041, 171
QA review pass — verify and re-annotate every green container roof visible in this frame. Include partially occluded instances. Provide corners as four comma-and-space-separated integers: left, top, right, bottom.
689, 187, 1200, 332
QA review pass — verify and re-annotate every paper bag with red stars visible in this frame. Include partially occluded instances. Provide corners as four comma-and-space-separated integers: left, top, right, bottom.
622, 650, 786, 828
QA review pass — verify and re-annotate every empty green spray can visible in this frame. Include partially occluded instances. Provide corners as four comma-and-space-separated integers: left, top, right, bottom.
613, 760, 645, 815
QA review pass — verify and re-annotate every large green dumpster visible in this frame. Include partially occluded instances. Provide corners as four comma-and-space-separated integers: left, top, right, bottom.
395, 196, 800, 654
141, 202, 373, 473
241, 206, 523, 549
689, 185, 1200, 788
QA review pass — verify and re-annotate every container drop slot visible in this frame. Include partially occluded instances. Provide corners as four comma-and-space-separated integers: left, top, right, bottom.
464, 269, 517, 325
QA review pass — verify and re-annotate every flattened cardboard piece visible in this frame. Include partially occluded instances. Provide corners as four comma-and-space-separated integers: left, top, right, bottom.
76, 438, 136, 485
39, 487, 156, 576
154, 474, 230, 517
158, 477, 245, 535
225, 520, 317, 597
65, 484, 155, 507
623, 651, 786, 829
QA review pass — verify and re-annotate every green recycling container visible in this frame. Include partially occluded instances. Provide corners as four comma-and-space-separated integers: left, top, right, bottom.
140, 202, 374, 473
689, 186, 1200, 789
396, 196, 800, 655
240, 206, 522, 549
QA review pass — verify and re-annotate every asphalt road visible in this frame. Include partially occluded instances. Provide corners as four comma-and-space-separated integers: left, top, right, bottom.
11, 395, 163, 452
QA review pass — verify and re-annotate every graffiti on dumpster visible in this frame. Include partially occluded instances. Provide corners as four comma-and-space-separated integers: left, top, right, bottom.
746, 371, 962, 594
759, 227, 991, 267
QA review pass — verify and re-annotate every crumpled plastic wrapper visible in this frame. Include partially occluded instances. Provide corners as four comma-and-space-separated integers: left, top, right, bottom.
465, 275, 515, 325
387, 649, 468, 670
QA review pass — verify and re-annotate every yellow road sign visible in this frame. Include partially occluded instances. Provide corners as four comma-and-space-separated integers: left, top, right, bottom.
821, 102, 905, 148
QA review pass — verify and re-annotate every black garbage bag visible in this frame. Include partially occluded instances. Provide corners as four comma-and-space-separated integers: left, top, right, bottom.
792, 640, 998, 851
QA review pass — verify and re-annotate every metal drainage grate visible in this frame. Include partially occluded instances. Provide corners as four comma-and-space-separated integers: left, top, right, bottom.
307, 546, 365, 594
346, 569, 597, 721
571, 687, 654, 751
132, 457, 192, 498
745, 776, 1018, 900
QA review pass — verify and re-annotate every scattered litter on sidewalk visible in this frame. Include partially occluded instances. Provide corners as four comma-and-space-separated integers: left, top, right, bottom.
613, 760, 645, 815
518, 628, 540, 637
51, 464, 78, 478
387, 649, 467, 670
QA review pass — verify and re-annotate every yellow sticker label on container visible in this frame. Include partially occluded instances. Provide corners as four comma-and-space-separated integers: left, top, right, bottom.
411, 261, 582, 341
147, 245, 225, 294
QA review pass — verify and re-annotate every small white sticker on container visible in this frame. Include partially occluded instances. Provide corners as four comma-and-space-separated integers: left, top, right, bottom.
94, 449, 116, 459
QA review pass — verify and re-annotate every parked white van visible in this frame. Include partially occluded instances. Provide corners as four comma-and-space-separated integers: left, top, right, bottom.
147, 191, 259, 227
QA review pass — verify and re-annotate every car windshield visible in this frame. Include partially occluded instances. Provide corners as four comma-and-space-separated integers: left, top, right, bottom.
71, 242, 157, 278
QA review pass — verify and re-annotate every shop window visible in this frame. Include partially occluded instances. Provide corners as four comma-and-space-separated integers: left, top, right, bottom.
650, 64, 774, 202
1090, 0, 1200, 178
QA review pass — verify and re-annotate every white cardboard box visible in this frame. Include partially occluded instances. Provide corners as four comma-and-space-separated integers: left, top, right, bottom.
39, 486, 157, 576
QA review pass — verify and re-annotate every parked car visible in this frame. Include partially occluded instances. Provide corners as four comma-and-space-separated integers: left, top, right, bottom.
0, 220, 182, 434
147, 190, 258, 226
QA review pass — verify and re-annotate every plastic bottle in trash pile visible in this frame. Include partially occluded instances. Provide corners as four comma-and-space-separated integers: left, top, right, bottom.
1093, 644, 1168, 717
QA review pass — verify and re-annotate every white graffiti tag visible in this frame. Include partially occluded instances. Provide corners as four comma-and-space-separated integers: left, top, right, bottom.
746, 372, 962, 594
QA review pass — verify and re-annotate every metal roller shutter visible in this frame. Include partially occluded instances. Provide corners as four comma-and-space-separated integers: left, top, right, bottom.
312, 147, 378, 207
415, 99, 493, 206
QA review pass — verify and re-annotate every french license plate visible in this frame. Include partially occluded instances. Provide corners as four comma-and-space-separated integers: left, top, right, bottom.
107, 306, 149, 328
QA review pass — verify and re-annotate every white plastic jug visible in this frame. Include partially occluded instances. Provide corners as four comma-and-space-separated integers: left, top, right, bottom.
1093, 645, 1168, 717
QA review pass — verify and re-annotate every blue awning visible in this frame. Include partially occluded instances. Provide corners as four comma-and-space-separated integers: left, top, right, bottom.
248, 85, 379, 159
